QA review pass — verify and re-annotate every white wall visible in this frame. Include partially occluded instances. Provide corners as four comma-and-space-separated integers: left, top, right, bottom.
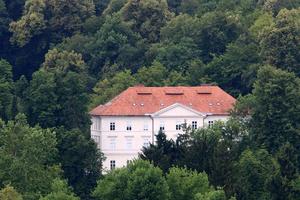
90, 106, 230, 170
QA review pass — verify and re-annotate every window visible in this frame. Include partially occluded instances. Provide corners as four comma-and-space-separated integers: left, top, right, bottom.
91, 135, 100, 145
126, 122, 132, 131
109, 138, 116, 150
192, 121, 197, 129
127, 160, 132, 165
143, 124, 149, 131
126, 138, 133, 149
159, 121, 165, 131
110, 160, 116, 170
176, 121, 181, 130
91, 117, 101, 130
110, 122, 115, 131
143, 138, 150, 147
208, 121, 214, 128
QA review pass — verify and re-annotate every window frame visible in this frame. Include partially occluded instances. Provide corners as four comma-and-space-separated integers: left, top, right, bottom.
208, 120, 214, 128
126, 121, 132, 131
192, 121, 198, 129
110, 160, 116, 170
110, 122, 115, 131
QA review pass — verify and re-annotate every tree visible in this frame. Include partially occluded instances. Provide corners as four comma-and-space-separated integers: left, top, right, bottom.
0, 59, 14, 121
263, 0, 300, 15
196, 11, 241, 63
250, 65, 300, 154
93, 160, 170, 200
3, 0, 26, 20
179, 0, 218, 15
140, 130, 178, 172
194, 190, 229, 200
135, 61, 167, 86
45, 0, 95, 38
235, 149, 279, 200
54, 128, 104, 200
90, 69, 137, 108
121, 0, 173, 43
102, 0, 128, 16
0, 185, 23, 200
166, 167, 211, 200
9, 0, 95, 46
149, 37, 200, 72
39, 179, 79, 200
269, 143, 300, 200
164, 70, 187, 86
0, 0, 10, 41
0, 114, 61, 200
207, 35, 261, 96
86, 13, 146, 76
27, 49, 90, 132
9, 0, 47, 47
142, 119, 247, 196
260, 8, 300, 76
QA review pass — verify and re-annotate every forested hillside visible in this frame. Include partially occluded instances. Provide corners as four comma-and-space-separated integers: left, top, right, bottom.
0, 0, 299, 200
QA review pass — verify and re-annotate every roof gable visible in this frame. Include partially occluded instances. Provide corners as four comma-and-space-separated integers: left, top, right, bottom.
152, 103, 205, 117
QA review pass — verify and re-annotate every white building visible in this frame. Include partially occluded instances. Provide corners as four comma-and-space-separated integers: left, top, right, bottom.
90, 86, 236, 171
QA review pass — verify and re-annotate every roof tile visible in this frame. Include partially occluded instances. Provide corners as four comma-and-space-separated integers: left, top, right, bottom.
90, 86, 236, 116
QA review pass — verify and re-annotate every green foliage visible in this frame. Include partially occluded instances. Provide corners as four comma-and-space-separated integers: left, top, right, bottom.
45, 0, 95, 37
166, 167, 211, 200
55, 128, 104, 200
250, 65, 300, 153
1, 0, 300, 199
93, 160, 170, 200
140, 130, 178, 172
102, 0, 128, 16
142, 119, 248, 196
9, 0, 46, 46
260, 8, 300, 76
121, 0, 173, 42
27, 49, 90, 131
194, 190, 228, 200
42, 48, 86, 73
0, 59, 14, 121
269, 143, 300, 200
90, 69, 137, 108
135, 61, 167, 86
39, 179, 79, 200
207, 36, 261, 96
9, 0, 95, 46
86, 13, 145, 76
0, 185, 23, 200
0, 0, 9, 38
235, 149, 279, 200
0, 114, 61, 200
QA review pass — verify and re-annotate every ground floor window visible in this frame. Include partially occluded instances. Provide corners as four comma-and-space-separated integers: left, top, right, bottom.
110, 160, 116, 170
192, 121, 197, 129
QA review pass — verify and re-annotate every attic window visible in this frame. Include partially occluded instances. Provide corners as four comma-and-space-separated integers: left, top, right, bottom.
164, 89, 184, 95
136, 90, 152, 95
196, 88, 212, 94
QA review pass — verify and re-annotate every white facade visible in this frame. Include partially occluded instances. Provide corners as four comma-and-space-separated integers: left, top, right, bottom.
91, 103, 229, 171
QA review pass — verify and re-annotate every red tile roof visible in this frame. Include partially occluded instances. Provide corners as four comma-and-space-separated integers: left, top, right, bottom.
90, 86, 236, 116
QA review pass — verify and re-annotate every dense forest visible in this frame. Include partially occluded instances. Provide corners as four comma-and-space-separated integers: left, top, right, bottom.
0, 0, 299, 199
